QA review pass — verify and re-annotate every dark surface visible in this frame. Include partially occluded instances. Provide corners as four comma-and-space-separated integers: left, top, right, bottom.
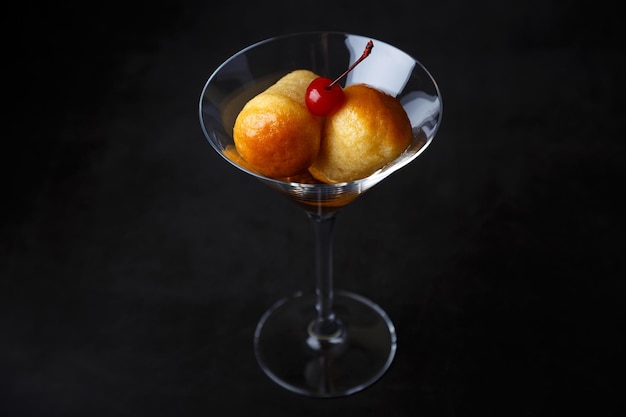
2, 1, 624, 416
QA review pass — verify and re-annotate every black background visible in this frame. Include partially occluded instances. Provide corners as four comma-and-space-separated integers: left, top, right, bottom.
2, 1, 624, 416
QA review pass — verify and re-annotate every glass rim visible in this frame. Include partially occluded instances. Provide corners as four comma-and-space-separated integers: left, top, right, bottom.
198, 31, 443, 189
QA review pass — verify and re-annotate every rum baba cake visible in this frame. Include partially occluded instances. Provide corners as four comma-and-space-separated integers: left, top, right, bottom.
232, 71, 412, 183
308, 83, 412, 183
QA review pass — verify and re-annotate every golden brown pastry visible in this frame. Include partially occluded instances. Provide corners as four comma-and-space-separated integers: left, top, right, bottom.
233, 70, 323, 178
308, 84, 412, 183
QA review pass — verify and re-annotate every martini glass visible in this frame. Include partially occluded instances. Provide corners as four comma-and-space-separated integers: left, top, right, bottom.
199, 32, 442, 397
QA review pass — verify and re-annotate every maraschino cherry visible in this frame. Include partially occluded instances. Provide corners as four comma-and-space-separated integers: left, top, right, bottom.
305, 40, 374, 116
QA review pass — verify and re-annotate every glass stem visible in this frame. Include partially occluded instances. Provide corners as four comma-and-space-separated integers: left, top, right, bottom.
308, 212, 343, 338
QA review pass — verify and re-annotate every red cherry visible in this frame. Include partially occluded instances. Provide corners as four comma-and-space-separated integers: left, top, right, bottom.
305, 40, 374, 117
306, 77, 345, 116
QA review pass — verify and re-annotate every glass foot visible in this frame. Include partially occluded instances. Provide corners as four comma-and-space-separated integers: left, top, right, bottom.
253, 290, 397, 397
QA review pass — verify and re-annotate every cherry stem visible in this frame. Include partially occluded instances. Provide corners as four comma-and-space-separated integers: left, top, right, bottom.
326, 40, 374, 89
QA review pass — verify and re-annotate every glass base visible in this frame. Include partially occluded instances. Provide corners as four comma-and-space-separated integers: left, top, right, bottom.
253, 290, 397, 398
